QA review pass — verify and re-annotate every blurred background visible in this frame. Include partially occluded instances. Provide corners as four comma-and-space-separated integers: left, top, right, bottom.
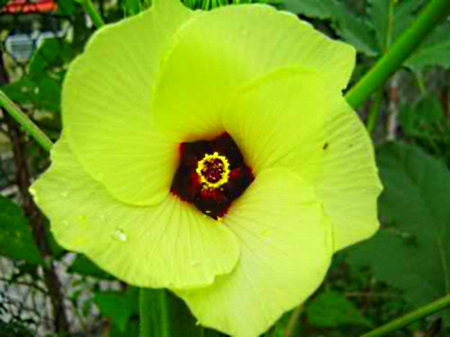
0, 0, 449, 336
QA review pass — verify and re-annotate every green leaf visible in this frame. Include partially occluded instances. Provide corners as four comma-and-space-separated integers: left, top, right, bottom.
405, 23, 450, 71
33, 75, 62, 113
57, 0, 75, 15
368, 0, 391, 52
29, 39, 73, 79
279, 0, 379, 56
0, 196, 44, 265
125, 0, 141, 15
0, 74, 61, 113
331, 5, 379, 56
279, 0, 426, 58
391, 0, 425, 41
348, 142, 450, 325
279, 0, 335, 19
0, 78, 36, 106
399, 94, 445, 137
368, 0, 425, 52
94, 287, 139, 334
68, 254, 113, 279
306, 291, 372, 328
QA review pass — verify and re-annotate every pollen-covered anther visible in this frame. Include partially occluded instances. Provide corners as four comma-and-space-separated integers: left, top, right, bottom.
196, 152, 230, 189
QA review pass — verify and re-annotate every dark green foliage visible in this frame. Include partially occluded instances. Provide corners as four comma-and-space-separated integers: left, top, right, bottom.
1, 43, 67, 115
405, 23, 450, 71
306, 291, 372, 328
349, 142, 450, 325
94, 287, 140, 335
400, 94, 445, 137
280, 0, 379, 55
280, 0, 449, 72
68, 254, 114, 279
0, 196, 44, 265
0, 320, 34, 337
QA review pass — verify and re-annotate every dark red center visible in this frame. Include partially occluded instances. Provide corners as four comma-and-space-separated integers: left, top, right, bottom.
201, 158, 225, 183
171, 133, 254, 220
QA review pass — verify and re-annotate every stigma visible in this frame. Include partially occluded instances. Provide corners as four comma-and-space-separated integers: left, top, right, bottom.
196, 152, 230, 189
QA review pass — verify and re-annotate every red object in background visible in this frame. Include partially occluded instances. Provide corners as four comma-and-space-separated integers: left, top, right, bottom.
2, 0, 58, 14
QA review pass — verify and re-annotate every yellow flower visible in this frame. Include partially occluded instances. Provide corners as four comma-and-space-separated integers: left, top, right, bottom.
30, 0, 382, 335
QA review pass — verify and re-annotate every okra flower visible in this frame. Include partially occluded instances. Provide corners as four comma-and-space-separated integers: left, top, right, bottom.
30, 0, 382, 335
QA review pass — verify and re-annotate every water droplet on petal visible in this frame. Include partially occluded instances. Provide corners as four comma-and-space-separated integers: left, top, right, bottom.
190, 260, 201, 267
261, 229, 270, 237
76, 215, 87, 223
113, 229, 127, 242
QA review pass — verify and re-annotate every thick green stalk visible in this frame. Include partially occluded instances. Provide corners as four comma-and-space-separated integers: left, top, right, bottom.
140, 288, 220, 337
345, 0, 450, 109
0, 90, 53, 152
77, 0, 105, 28
140, 288, 172, 337
362, 293, 450, 337
366, 89, 383, 135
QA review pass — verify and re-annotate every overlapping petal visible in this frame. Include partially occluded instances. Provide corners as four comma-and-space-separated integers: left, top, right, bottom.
300, 97, 383, 251
151, 2, 355, 138
30, 139, 240, 289
63, 0, 199, 206
221, 65, 381, 252
223, 67, 329, 175
176, 168, 332, 337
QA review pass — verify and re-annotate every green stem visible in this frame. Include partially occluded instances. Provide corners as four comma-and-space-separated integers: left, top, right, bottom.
78, 0, 105, 28
284, 305, 303, 337
366, 89, 383, 135
0, 90, 53, 152
361, 293, 450, 337
140, 288, 172, 337
345, 0, 450, 109
414, 71, 428, 95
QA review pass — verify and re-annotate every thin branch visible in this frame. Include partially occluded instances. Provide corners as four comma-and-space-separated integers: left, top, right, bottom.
346, 0, 450, 109
362, 293, 450, 337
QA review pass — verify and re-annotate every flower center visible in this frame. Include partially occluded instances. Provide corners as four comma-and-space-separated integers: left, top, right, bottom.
171, 133, 254, 220
196, 152, 230, 189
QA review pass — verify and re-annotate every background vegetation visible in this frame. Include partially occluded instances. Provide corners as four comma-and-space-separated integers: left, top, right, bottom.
0, 0, 449, 336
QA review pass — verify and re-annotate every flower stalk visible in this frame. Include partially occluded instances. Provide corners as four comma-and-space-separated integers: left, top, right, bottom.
76, 0, 105, 28
366, 89, 383, 135
362, 293, 450, 337
0, 90, 53, 152
140, 289, 172, 337
345, 0, 450, 110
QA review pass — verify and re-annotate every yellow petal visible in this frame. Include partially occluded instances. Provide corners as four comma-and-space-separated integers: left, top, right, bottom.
31, 139, 239, 289
302, 97, 383, 251
176, 168, 332, 337
63, 0, 199, 206
223, 67, 329, 176
152, 3, 354, 139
